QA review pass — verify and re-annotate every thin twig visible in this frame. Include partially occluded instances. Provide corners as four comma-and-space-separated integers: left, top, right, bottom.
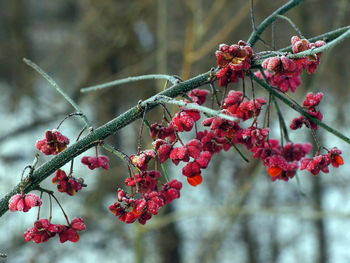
51, 193, 70, 225
276, 14, 304, 38
137, 105, 148, 154
23, 58, 91, 127
57, 112, 84, 130
226, 137, 249, 163
247, 0, 305, 46
155, 96, 238, 123
37, 191, 43, 221
250, 0, 257, 32
272, 96, 291, 143
101, 143, 131, 164
80, 74, 181, 93
0, 70, 210, 217
251, 73, 350, 145
210, 82, 221, 108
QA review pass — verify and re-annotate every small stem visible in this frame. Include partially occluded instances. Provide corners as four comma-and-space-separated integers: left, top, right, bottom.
160, 163, 170, 182
21, 165, 32, 182
37, 191, 43, 220
294, 174, 306, 197
36, 186, 54, 195
29, 154, 40, 178
265, 93, 272, 129
51, 193, 70, 225
102, 143, 131, 163
255, 51, 285, 57
75, 126, 88, 142
143, 118, 152, 132
276, 15, 304, 38
272, 96, 290, 143
49, 193, 53, 221
304, 118, 321, 149
250, 0, 257, 32
175, 131, 185, 146
70, 126, 89, 175
226, 137, 249, 163
271, 21, 276, 50
159, 103, 172, 122
242, 77, 246, 99
220, 84, 228, 108
210, 82, 221, 108
95, 146, 99, 157
57, 112, 84, 130
182, 93, 193, 102
250, 76, 259, 125
137, 106, 147, 154
127, 164, 139, 194
69, 159, 74, 176
80, 74, 181, 93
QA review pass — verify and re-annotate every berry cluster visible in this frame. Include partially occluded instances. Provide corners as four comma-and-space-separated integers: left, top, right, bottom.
9, 193, 42, 212
24, 217, 86, 243
104, 34, 344, 223
8, 32, 345, 246
81, 155, 110, 170
109, 179, 182, 224
290, 92, 324, 130
301, 148, 344, 175
8, 128, 112, 244
52, 169, 85, 196
256, 36, 326, 93
36, 130, 70, 155
215, 41, 254, 86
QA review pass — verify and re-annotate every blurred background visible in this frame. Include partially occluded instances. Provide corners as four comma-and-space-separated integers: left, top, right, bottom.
1, 0, 350, 262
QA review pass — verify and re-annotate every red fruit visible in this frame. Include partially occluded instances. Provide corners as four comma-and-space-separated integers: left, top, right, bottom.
52, 169, 84, 196
268, 167, 283, 178
81, 155, 110, 170
188, 88, 209, 105
130, 150, 156, 171
9, 193, 42, 212
182, 161, 201, 177
170, 146, 189, 165
70, 218, 86, 231
334, 155, 344, 166
36, 130, 70, 155
186, 139, 203, 159
59, 228, 80, 243
187, 174, 203, 187
195, 151, 212, 169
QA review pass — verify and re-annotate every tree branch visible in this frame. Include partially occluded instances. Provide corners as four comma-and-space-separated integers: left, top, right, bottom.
252, 25, 350, 66
247, 0, 305, 46
251, 73, 350, 145
288, 28, 350, 59
0, 72, 211, 217
80, 74, 182, 93
155, 95, 238, 122
1, 17, 349, 220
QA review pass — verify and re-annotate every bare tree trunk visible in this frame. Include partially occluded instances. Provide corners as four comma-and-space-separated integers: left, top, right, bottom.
241, 216, 258, 263
157, 204, 181, 263
312, 175, 328, 263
